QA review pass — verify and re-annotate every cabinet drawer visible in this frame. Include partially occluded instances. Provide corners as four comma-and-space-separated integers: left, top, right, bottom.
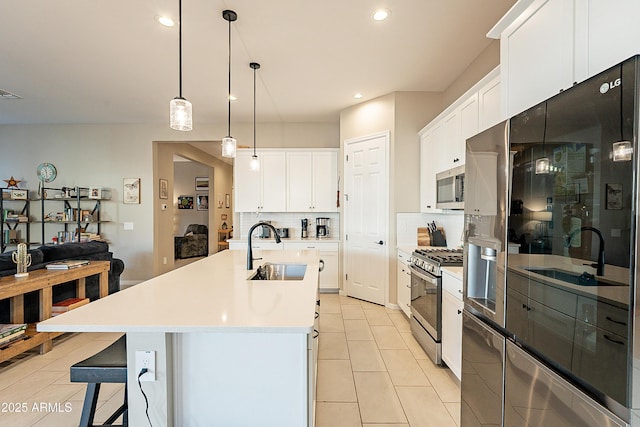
576, 296, 628, 338
397, 250, 411, 267
283, 242, 338, 251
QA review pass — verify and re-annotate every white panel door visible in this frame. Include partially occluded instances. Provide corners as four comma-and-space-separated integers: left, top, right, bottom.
344, 132, 388, 305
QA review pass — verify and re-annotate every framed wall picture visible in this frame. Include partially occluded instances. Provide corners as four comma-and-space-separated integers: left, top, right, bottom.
196, 194, 209, 211
606, 183, 622, 210
123, 178, 140, 204
195, 177, 209, 191
88, 186, 102, 200
159, 179, 168, 200
178, 195, 194, 209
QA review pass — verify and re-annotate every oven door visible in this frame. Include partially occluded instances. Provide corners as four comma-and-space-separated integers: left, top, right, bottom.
409, 264, 441, 340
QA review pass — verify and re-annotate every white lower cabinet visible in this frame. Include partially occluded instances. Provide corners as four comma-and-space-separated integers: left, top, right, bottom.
396, 250, 412, 317
441, 269, 463, 380
284, 241, 339, 291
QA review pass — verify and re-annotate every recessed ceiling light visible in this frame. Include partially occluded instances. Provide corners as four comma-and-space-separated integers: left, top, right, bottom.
157, 15, 175, 27
372, 9, 391, 21
354, 93, 363, 99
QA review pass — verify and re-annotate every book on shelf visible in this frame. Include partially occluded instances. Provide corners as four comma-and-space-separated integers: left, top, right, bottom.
0, 324, 27, 345
45, 260, 90, 270
51, 297, 90, 315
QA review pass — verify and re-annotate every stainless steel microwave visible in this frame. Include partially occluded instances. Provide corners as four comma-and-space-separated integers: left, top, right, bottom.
436, 165, 464, 209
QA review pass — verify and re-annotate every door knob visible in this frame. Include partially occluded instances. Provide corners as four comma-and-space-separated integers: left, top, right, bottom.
374, 240, 384, 245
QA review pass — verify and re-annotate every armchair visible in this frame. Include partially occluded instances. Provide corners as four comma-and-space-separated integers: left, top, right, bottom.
174, 224, 209, 259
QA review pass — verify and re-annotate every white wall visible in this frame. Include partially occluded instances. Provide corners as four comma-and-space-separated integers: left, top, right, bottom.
0, 122, 338, 282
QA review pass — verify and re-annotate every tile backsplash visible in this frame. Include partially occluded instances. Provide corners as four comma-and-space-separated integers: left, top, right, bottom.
238, 212, 340, 240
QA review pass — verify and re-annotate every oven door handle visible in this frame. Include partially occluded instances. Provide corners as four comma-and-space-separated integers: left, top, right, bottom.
409, 264, 438, 284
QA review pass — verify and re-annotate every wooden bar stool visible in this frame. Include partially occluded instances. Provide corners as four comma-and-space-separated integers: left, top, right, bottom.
70, 335, 128, 427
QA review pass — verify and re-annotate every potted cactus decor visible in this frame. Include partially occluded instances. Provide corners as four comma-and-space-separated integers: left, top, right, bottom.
11, 243, 32, 278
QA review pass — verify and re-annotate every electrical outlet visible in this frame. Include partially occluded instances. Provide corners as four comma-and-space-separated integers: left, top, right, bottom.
135, 350, 156, 382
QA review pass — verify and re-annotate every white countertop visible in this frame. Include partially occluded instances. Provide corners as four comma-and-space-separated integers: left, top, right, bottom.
442, 266, 463, 280
228, 237, 339, 244
38, 250, 320, 334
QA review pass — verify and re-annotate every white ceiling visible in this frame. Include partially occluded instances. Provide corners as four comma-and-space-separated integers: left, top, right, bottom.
0, 0, 515, 127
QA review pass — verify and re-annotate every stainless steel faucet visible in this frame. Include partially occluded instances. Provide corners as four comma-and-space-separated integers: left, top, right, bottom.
247, 221, 281, 270
567, 226, 605, 276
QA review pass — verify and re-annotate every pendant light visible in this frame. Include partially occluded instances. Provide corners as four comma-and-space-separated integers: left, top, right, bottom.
221, 10, 238, 158
535, 103, 550, 174
249, 62, 261, 171
169, 0, 192, 131
612, 81, 633, 162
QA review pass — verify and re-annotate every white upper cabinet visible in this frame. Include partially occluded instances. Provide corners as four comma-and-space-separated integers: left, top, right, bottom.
419, 68, 500, 213
287, 150, 338, 212
499, 0, 575, 116
491, 0, 640, 117
234, 150, 286, 212
478, 74, 502, 131
236, 148, 338, 213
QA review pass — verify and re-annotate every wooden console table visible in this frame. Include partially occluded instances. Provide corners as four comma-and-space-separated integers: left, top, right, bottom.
0, 260, 110, 363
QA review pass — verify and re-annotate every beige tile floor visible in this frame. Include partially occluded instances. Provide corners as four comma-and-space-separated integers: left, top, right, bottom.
316, 294, 461, 427
0, 294, 460, 427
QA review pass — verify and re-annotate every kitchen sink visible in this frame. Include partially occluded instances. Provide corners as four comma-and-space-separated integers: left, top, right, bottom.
525, 268, 621, 287
249, 263, 307, 281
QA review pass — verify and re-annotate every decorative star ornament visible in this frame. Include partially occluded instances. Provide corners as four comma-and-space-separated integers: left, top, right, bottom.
3, 176, 21, 188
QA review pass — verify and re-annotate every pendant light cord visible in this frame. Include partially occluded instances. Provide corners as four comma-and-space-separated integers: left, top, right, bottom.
227, 16, 232, 137
178, 0, 183, 98
253, 65, 256, 156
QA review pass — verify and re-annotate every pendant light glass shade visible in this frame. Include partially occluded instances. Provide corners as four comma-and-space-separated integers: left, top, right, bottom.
221, 10, 238, 158
170, 0, 192, 131
170, 97, 192, 131
221, 136, 237, 158
249, 155, 260, 171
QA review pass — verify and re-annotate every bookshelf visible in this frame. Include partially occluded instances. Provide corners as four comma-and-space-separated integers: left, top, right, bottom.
34, 186, 111, 245
1, 188, 31, 253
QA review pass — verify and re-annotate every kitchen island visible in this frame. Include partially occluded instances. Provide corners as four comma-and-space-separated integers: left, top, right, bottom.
38, 250, 321, 427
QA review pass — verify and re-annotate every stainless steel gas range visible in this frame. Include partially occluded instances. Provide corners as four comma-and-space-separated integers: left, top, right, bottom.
409, 248, 463, 365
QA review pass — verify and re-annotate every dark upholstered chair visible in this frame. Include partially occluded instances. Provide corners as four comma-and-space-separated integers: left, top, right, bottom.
174, 224, 208, 259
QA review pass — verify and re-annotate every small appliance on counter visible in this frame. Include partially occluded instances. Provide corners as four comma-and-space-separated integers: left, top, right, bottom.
316, 217, 330, 238
275, 228, 289, 238
258, 220, 272, 238
301, 218, 308, 238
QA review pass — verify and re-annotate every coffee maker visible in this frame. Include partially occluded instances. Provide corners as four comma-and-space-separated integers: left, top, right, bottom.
301, 218, 308, 238
316, 217, 330, 238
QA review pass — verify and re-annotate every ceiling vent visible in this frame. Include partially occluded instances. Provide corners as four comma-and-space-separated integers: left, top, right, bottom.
0, 89, 21, 99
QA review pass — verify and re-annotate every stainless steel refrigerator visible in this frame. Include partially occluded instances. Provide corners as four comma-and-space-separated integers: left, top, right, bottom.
462, 56, 640, 427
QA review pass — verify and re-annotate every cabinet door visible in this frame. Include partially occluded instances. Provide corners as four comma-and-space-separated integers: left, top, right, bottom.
528, 299, 575, 372
457, 93, 479, 165
502, 0, 575, 116
419, 130, 439, 212
442, 289, 463, 380
312, 151, 338, 212
478, 75, 501, 132
582, 0, 640, 79
287, 152, 313, 212
397, 261, 411, 318
234, 151, 262, 212
319, 251, 339, 290
438, 111, 460, 173
260, 152, 287, 212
